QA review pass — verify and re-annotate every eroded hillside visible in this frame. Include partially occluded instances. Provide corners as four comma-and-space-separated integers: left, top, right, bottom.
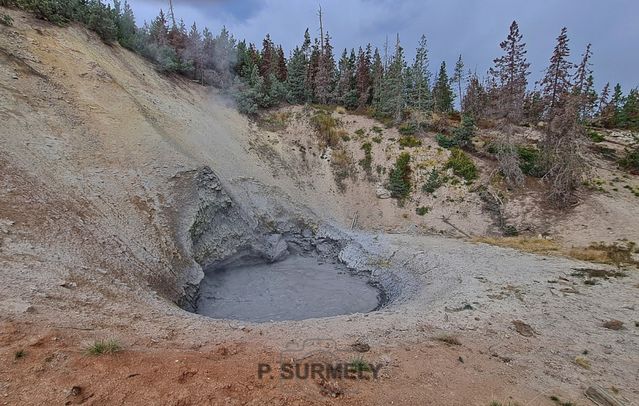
1, 9, 638, 406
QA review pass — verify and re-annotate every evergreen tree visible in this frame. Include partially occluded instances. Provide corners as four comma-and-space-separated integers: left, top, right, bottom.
488, 21, 530, 122
452, 54, 465, 111
355, 45, 372, 108
462, 71, 487, 119
380, 34, 407, 123
315, 32, 336, 104
539, 27, 573, 117
287, 46, 308, 103
432, 61, 454, 113
185, 22, 203, 82
114, 0, 136, 49
407, 35, 432, 111
371, 48, 384, 110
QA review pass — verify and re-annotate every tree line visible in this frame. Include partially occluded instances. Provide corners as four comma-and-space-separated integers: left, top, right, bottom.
2, 0, 638, 205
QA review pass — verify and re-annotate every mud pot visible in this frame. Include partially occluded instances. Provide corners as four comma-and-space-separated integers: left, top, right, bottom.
195, 254, 383, 322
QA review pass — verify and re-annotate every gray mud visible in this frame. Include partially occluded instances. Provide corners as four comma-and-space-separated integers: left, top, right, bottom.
196, 255, 381, 322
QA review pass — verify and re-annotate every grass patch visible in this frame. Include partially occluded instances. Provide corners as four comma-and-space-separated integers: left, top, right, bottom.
14, 349, 26, 359
349, 356, 371, 372
371, 126, 383, 134
355, 128, 365, 136
398, 135, 422, 148
574, 356, 591, 369
415, 206, 430, 216
85, 339, 121, 355
331, 148, 355, 192
444, 148, 478, 182
588, 129, 605, 142
473, 236, 561, 254
435, 334, 461, 346
372, 135, 382, 144
568, 241, 638, 267
258, 111, 291, 132
0, 13, 13, 26
359, 142, 373, 178
310, 110, 341, 148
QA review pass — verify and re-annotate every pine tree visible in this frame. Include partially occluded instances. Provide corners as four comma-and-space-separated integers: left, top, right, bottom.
315, 32, 336, 104
462, 71, 487, 119
114, 0, 136, 49
287, 46, 308, 103
260, 34, 275, 78
355, 45, 372, 108
408, 35, 432, 112
432, 61, 454, 113
186, 22, 203, 82
488, 21, 530, 122
276, 46, 287, 82
452, 54, 465, 111
539, 27, 573, 117
572, 43, 594, 118
371, 48, 384, 110
380, 34, 407, 123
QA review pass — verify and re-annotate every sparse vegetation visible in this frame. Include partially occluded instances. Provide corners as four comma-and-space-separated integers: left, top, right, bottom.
14, 349, 26, 359
445, 148, 478, 182
587, 129, 605, 142
517, 145, 545, 177
550, 395, 576, 406
422, 169, 446, 194
359, 142, 373, 179
331, 148, 355, 192
258, 111, 291, 131
349, 356, 371, 372
568, 241, 638, 267
311, 110, 341, 148
619, 146, 639, 173
398, 135, 422, 148
0, 12, 13, 26
574, 356, 591, 369
85, 339, 121, 355
415, 206, 430, 216
435, 334, 461, 346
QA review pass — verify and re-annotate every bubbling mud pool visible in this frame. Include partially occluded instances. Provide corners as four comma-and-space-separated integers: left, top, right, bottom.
196, 255, 383, 322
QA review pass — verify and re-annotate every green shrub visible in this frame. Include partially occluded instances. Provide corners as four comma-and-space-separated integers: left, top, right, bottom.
387, 152, 412, 200
422, 169, 445, 194
436, 133, 456, 148
445, 148, 478, 182
588, 129, 605, 142
452, 115, 476, 148
0, 13, 13, 26
355, 128, 365, 136
398, 122, 417, 135
398, 135, 422, 148
517, 146, 545, 177
619, 147, 639, 172
372, 135, 382, 144
416, 206, 430, 216
371, 126, 383, 134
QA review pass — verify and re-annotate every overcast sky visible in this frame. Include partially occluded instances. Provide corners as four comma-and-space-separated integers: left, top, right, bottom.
128, 0, 638, 92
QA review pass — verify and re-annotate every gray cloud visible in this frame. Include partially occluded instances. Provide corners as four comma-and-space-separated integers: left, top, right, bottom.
130, 0, 638, 91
